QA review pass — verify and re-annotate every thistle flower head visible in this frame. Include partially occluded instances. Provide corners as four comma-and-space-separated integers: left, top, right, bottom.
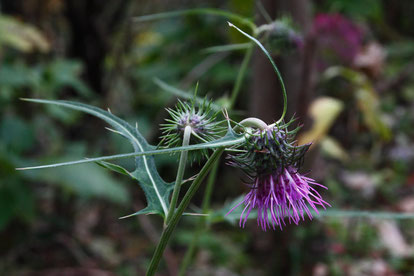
159, 98, 224, 162
227, 119, 330, 230
228, 118, 310, 177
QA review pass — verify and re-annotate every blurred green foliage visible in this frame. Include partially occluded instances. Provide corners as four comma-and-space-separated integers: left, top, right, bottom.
1, 0, 414, 275
0, 14, 129, 233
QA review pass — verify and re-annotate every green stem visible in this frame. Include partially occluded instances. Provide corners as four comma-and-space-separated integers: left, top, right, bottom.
228, 22, 288, 124
176, 160, 220, 276
178, 44, 254, 275
146, 148, 225, 276
165, 125, 192, 225
238, 117, 268, 130
201, 161, 220, 212
229, 43, 253, 107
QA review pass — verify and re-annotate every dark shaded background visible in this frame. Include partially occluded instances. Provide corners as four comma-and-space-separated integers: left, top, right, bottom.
1, 0, 414, 275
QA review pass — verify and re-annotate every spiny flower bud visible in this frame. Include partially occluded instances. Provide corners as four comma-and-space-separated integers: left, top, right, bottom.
228, 118, 310, 176
159, 98, 224, 162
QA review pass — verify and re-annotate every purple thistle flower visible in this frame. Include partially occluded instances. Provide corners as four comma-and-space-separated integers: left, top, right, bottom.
227, 120, 330, 230
227, 167, 330, 231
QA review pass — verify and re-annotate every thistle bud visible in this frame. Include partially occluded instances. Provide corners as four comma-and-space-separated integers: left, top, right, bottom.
159, 98, 224, 162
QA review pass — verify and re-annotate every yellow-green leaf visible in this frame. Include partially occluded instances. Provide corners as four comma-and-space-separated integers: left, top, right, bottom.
320, 136, 349, 162
298, 97, 344, 146
0, 15, 49, 52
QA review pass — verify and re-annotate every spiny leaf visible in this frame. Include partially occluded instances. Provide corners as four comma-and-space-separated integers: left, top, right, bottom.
17, 121, 246, 170
96, 161, 133, 177
19, 98, 172, 217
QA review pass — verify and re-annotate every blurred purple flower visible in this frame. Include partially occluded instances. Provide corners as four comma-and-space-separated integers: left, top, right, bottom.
227, 123, 330, 230
313, 13, 364, 65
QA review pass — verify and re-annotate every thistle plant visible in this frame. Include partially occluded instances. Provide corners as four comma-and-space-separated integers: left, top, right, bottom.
227, 119, 330, 230
18, 19, 328, 276
159, 96, 225, 162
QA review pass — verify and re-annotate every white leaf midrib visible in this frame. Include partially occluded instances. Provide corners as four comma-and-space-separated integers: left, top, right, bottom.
55, 101, 169, 215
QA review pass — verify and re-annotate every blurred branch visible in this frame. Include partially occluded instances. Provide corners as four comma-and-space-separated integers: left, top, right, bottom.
181, 52, 229, 89
134, 8, 256, 31
153, 78, 223, 111
202, 43, 251, 54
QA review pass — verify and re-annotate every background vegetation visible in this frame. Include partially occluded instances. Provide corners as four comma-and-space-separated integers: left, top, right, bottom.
1, 0, 414, 275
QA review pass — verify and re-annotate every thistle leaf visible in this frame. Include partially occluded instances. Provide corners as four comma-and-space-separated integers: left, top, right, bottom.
96, 161, 133, 177
20, 98, 172, 217
17, 121, 246, 170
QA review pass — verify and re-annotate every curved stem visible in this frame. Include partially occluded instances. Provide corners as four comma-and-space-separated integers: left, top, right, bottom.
166, 125, 192, 225
146, 148, 224, 276
239, 117, 268, 130
228, 22, 288, 124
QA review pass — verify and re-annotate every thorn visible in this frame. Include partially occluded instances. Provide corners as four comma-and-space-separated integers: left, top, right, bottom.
222, 108, 229, 121
192, 82, 199, 110
107, 107, 112, 113
222, 108, 232, 129
105, 127, 122, 135
136, 122, 139, 129
184, 213, 209, 217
